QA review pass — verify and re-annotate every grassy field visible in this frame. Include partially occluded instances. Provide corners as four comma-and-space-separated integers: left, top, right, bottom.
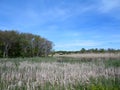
0, 53, 120, 90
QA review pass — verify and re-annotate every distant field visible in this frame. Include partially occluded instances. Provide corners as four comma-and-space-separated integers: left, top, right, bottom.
54, 53, 120, 59
0, 53, 120, 90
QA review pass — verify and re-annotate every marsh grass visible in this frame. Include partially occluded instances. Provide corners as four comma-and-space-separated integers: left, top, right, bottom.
0, 55, 120, 90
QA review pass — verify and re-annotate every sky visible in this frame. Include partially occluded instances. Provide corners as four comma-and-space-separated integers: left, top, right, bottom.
0, 0, 120, 51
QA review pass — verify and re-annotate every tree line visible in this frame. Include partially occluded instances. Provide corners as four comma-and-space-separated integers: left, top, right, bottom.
0, 30, 53, 58
56, 48, 120, 55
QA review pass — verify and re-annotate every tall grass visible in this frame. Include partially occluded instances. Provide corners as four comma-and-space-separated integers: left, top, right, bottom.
0, 55, 120, 90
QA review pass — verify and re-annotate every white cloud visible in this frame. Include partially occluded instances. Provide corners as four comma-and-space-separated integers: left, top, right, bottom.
98, 0, 120, 13
54, 38, 120, 50
60, 31, 82, 37
37, 3, 95, 22
55, 40, 102, 48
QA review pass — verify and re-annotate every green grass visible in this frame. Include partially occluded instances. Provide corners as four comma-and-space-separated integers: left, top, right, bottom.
0, 56, 120, 66
0, 57, 57, 62
57, 57, 120, 67
87, 77, 120, 90
104, 59, 120, 67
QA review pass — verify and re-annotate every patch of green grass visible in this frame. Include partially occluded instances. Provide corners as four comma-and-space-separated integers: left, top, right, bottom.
104, 59, 120, 67
87, 77, 120, 90
0, 57, 57, 63
56, 57, 94, 63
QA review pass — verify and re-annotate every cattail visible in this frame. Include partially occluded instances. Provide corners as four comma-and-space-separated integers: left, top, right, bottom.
18, 81, 23, 87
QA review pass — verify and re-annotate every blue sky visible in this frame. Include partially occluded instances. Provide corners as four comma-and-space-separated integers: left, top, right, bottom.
0, 0, 120, 51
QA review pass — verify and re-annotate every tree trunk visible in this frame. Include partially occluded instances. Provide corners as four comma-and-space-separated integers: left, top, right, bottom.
3, 43, 9, 58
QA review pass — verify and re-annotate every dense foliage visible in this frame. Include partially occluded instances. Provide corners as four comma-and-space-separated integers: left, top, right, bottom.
0, 30, 53, 57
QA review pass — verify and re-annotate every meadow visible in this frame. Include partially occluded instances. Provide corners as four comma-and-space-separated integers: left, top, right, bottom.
0, 53, 120, 90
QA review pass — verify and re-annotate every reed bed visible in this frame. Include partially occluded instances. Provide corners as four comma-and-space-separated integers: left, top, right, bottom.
0, 57, 120, 90
54, 53, 120, 60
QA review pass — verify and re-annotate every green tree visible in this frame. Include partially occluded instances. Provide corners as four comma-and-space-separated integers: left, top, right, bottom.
0, 30, 53, 58
80, 48, 86, 53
